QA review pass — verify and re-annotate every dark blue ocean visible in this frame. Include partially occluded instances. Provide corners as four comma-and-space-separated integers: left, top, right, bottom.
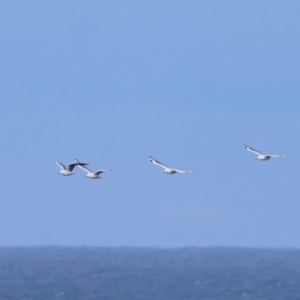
0, 247, 299, 299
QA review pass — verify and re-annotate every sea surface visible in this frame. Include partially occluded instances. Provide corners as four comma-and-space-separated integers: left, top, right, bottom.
0, 247, 299, 300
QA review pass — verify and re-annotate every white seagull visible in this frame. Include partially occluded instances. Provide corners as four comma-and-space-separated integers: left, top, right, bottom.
244, 144, 286, 161
55, 159, 88, 176
149, 157, 192, 174
78, 165, 114, 179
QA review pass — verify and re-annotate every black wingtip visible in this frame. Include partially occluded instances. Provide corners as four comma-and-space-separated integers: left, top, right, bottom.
75, 159, 89, 166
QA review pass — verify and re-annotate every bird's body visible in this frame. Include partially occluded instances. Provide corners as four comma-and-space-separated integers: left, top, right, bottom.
55, 159, 88, 176
149, 157, 192, 174
78, 165, 113, 179
244, 144, 285, 161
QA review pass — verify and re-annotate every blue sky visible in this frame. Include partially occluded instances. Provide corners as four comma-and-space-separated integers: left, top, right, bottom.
0, 1, 299, 247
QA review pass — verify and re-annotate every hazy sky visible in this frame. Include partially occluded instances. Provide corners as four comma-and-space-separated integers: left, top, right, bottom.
0, 1, 299, 247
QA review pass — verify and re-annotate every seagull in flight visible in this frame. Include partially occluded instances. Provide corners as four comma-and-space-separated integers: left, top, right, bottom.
78, 165, 114, 179
55, 159, 89, 176
244, 144, 286, 161
149, 157, 192, 174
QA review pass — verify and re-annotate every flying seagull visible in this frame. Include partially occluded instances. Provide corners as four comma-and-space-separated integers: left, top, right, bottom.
55, 159, 89, 176
244, 144, 286, 161
149, 157, 192, 174
78, 165, 114, 179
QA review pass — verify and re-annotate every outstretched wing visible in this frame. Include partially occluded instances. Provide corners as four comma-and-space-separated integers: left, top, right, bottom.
94, 169, 113, 175
55, 161, 66, 170
244, 144, 263, 155
269, 154, 286, 158
67, 163, 79, 172
149, 157, 169, 169
78, 164, 93, 174
173, 169, 192, 174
